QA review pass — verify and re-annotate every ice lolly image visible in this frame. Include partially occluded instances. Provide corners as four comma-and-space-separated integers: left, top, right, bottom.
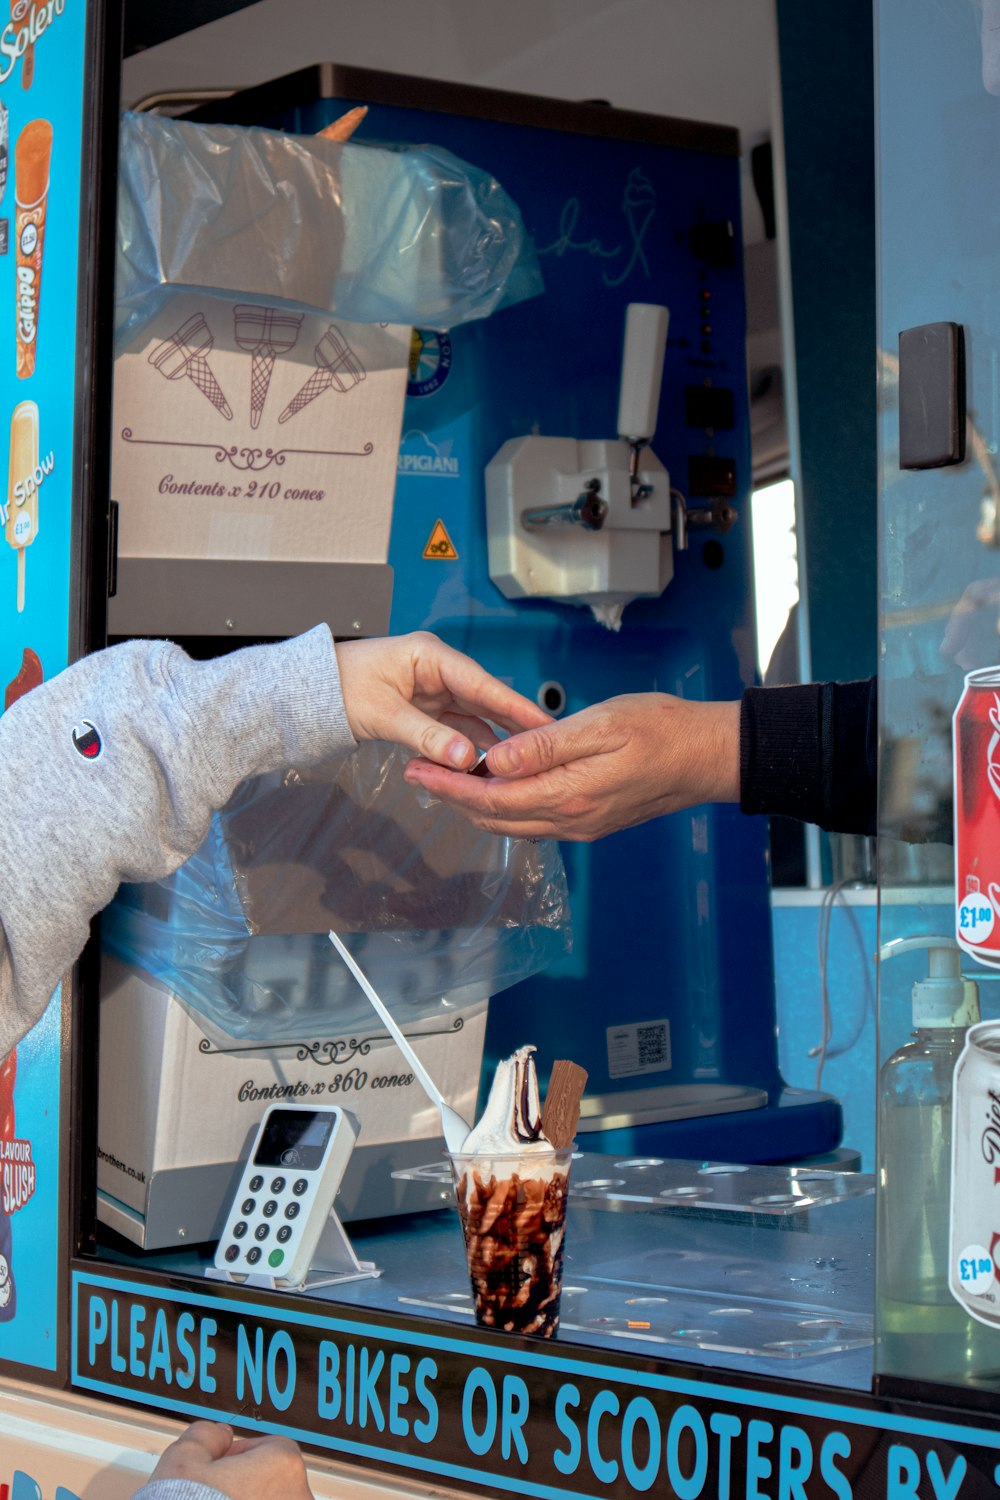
14, 118, 51, 379
449, 1045, 584, 1338
148, 312, 233, 420
278, 324, 365, 423
233, 303, 303, 429
6, 400, 38, 612
4, 645, 42, 708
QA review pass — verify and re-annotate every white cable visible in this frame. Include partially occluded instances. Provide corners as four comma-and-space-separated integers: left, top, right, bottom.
809, 877, 873, 1090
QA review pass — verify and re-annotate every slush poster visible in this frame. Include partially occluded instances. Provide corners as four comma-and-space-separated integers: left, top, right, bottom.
0, 0, 91, 1372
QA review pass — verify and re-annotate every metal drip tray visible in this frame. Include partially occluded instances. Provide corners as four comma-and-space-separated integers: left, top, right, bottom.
576, 1083, 767, 1132
394, 1152, 875, 1217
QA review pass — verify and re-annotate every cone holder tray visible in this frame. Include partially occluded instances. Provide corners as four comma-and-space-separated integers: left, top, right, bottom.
396, 1279, 873, 1360
393, 1152, 875, 1217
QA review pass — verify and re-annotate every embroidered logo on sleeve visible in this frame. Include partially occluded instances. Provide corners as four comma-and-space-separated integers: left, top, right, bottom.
71, 719, 103, 760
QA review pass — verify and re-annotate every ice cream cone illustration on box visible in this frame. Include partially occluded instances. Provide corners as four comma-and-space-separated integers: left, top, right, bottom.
234, 304, 303, 429
278, 324, 366, 424
6, 401, 38, 612
14, 119, 51, 380
149, 312, 233, 419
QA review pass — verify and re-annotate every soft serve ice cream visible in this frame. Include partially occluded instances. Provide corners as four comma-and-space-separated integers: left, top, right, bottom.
462, 1045, 554, 1156
451, 1046, 583, 1338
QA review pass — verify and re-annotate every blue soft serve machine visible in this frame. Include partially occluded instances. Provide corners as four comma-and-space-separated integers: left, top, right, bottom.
180, 63, 841, 1167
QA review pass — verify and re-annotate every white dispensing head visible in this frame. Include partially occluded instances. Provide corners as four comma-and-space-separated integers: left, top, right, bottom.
878, 934, 980, 1028
617, 303, 669, 445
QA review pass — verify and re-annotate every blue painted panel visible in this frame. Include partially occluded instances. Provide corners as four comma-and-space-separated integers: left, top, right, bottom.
0, 0, 94, 1375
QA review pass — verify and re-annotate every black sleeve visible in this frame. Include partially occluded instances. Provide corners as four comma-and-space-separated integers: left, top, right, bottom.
739, 677, 877, 836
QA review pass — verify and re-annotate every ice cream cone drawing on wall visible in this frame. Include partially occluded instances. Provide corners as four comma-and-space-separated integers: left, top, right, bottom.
278, 324, 366, 424
6, 400, 39, 612
233, 303, 303, 429
148, 312, 233, 419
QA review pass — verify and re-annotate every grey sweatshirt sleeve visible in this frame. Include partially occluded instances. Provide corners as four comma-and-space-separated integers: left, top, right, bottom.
0, 624, 356, 1056
131, 1481, 231, 1500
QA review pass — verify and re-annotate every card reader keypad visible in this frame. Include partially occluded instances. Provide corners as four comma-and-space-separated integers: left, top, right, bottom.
219, 1173, 321, 1275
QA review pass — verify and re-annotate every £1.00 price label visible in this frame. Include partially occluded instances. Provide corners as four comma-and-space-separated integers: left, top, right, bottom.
957, 1244, 995, 1296
958, 894, 995, 940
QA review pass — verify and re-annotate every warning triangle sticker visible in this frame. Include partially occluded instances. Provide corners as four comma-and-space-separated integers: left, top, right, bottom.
423, 519, 458, 560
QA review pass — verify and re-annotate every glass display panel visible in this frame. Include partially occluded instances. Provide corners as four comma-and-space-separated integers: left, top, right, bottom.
876, 0, 1000, 1391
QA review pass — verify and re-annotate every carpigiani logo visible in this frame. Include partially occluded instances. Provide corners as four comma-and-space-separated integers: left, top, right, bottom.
397, 429, 460, 478
0, 0, 66, 87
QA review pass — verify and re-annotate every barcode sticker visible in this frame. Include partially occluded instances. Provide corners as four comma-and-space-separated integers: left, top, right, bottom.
606, 1019, 672, 1080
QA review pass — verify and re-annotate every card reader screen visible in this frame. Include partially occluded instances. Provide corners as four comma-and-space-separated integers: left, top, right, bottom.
253, 1110, 337, 1170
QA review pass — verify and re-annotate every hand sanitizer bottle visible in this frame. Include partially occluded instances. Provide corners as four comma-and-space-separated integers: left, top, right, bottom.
877, 935, 996, 1382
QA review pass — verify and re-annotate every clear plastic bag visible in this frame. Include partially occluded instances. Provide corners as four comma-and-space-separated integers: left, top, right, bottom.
101, 742, 571, 1043
115, 111, 544, 343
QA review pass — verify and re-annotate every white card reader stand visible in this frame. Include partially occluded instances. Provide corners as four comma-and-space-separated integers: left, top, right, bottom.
206, 1104, 380, 1292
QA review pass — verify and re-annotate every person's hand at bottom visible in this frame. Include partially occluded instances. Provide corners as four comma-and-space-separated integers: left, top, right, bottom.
143, 1420, 314, 1500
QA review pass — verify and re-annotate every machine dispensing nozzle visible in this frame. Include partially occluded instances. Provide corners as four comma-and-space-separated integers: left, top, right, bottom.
520, 478, 608, 532
617, 303, 669, 504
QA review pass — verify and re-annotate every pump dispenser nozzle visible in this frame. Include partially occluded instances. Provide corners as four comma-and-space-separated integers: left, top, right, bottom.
878, 935, 980, 1028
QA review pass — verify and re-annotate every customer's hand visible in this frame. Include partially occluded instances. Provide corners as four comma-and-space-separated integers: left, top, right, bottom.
336, 631, 551, 770
143, 1420, 314, 1499
403, 693, 741, 841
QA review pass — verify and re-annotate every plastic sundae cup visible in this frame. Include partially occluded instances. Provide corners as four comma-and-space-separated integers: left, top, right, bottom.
448, 1145, 574, 1338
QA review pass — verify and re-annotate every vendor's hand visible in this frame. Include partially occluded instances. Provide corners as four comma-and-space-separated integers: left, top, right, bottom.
144, 1420, 314, 1500
403, 693, 741, 841
335, 632, 551, 771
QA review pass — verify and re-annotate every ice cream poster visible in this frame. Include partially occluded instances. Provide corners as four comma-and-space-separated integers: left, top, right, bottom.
0, 0, 92, 1374
111, 292, 411, 567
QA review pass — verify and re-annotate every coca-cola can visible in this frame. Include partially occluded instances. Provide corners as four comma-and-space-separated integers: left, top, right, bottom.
954, 667, 1000, 965
951, 1021, 1000, 1326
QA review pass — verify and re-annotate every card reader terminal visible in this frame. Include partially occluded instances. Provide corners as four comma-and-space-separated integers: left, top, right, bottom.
214, 1104, 359, 1286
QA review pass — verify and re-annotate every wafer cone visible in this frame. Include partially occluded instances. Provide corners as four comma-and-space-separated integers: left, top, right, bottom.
316, 106, 368, 142
278, 366, 332, 423
278, 324, 365, 423
234, 304, 304, 428
149, 314, 233, 420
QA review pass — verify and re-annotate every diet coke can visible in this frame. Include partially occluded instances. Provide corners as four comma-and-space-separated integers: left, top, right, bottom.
954, 666, 1000, 965
951, 1021, 1000, 1326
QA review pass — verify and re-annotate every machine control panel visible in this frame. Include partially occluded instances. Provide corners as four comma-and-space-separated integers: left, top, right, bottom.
214, 1104, 358, 1286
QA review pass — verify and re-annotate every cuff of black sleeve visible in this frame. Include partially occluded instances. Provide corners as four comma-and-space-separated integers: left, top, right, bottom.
740, 683, 824, 822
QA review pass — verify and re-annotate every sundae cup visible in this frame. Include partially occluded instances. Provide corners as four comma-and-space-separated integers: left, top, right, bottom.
449, 1046, 584, 1338
450, 1144, 573, 1338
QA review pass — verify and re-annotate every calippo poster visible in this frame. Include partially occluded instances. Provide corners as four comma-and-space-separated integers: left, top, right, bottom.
0, 0, 94, 1373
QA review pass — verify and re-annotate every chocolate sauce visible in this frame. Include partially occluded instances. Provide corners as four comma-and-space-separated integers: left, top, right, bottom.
456, 1168, 569, 1338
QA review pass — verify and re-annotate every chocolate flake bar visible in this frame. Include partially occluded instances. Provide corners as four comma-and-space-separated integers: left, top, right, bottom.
541, 1059, 587, 1149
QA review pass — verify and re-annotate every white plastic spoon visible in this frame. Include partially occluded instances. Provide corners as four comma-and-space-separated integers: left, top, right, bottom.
328, 930, 471, 1152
